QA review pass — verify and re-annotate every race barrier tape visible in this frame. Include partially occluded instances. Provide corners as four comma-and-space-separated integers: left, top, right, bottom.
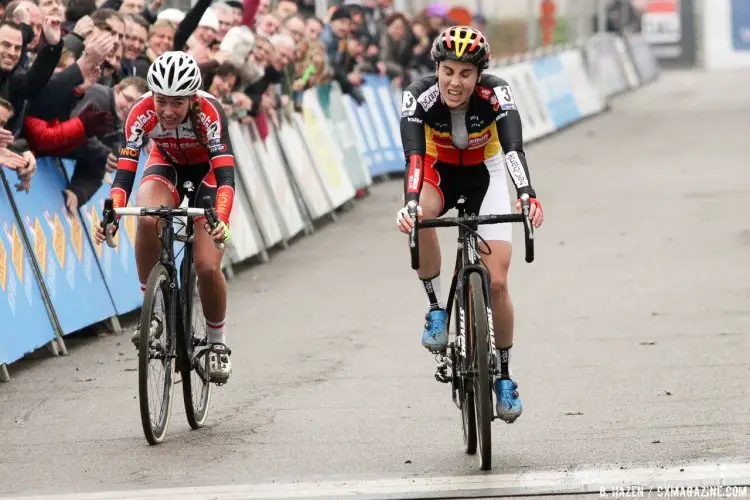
0, 36, 660, 380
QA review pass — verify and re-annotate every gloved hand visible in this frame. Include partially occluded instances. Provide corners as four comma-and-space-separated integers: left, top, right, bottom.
78, 103, 114, 138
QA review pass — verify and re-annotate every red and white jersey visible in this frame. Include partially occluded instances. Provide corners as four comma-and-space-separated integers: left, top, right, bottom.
110, 90, 236, 222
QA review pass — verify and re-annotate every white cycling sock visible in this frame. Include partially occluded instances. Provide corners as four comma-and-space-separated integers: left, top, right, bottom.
421, 275, 443, 310
206, 318, 226, 345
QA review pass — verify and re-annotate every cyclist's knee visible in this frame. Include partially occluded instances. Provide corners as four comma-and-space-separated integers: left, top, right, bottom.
136, 215, 159, 234
194, 254, 222, 282
490, 274, 508, 298
421, 205, 441, 219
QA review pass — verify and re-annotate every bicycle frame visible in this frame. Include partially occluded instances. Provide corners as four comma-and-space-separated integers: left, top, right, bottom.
443, 198, 497, 407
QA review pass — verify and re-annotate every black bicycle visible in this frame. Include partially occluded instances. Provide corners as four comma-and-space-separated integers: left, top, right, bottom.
101, 181, 225, 445
407, 194, 535, 471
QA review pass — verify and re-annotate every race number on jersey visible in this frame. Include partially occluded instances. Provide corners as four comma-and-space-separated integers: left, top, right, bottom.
401, 91, 417, 117
494, 85, 517, 111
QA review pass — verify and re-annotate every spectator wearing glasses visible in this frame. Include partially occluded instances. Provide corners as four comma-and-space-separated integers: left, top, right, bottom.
62, 75, 147, 214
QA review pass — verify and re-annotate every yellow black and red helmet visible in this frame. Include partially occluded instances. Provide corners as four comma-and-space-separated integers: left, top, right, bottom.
431, 25, 491, 70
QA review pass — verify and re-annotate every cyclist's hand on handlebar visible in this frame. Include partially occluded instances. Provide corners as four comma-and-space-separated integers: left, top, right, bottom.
95, 220, 118, 245
516, 197, 544, 228
396, 204, 422, 234
204, 219, 230, 245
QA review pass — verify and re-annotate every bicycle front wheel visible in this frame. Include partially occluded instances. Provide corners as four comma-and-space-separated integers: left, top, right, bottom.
139, 264, 176, 445
457, 298, 477, 456
468, 272, 492, 470
181, 269, 212, 429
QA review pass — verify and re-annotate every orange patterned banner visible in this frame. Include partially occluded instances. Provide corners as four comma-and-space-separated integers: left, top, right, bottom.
0, 235, 6, 292
11, 224, 22, 283
34, 218, 46, 274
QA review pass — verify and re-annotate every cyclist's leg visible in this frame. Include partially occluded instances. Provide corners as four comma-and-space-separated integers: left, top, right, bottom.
417, 161, 456, 351
134, 164, 180, 286
193, 174, 232, 382
474, 156, 521, 423
131, 162, 180, 346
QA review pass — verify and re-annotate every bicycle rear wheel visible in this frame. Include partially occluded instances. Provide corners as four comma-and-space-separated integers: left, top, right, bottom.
180, 268, 212, 429
139, 264, 176, 445
468, 272, 492, 470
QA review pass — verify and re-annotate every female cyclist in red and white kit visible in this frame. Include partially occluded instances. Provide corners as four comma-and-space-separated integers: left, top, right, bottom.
95, 51, 235, 384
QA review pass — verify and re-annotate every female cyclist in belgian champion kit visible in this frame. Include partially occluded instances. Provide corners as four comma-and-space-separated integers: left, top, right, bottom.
396, 26, 545, 423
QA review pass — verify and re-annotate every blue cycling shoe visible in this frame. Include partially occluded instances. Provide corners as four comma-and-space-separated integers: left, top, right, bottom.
422, 308, 448, 352
494, 378, 522, 423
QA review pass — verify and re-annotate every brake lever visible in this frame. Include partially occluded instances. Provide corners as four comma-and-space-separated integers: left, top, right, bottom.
520, 193, 534, 240
101, 198, 117, 248
407, 200, 419, 270
202, 196, 226, 251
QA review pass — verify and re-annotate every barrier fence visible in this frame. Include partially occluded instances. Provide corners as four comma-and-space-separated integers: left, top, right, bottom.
0, 34, 660, 382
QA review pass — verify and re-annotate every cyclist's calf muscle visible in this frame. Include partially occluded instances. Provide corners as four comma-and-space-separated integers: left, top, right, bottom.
193, 224, 227, 324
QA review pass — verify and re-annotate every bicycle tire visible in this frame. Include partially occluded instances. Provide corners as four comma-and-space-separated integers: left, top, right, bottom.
181, 268, 212, 429
457, 297, 477, 455
139, 264, 176, 445
469, 272, 492, 470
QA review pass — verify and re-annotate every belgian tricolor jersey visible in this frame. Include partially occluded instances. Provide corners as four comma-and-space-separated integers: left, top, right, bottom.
399, 73, 536, 204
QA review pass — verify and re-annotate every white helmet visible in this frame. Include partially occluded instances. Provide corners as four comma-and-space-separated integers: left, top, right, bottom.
147, 51, 202, 97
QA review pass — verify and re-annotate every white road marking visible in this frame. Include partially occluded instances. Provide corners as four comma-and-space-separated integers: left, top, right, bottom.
4, 462, 750, 499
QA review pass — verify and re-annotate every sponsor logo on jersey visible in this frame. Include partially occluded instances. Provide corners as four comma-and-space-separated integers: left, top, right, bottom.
467, 130, 491, 148
209, 143, 227, 153
407, 116, 423, 124
490, 94, 500, 112
119, 147, 138, 157
417, 84, 439, 111
476, 86, 493, 101
401, 91, 417, 117
505, 151, 529, 188
199, 111, 220, 140
407, 156, 422, 192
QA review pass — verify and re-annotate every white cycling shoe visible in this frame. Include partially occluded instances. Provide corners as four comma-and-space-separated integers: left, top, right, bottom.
206, 343, 232, 385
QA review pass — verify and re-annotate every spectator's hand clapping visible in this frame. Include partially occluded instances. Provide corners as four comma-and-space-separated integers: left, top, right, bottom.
15, 151, 36, 192
84, 32, 116, 64
78, 104, 115, 138
63, 189, 79, 216
0, 148, 27, 171
42, 13, 63, 45
106, 152, 118, 172
149, 0, 165, 14
0, 129, 14, 148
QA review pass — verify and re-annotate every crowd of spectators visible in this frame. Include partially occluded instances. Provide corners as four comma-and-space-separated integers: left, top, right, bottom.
0, 0, 485, 213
